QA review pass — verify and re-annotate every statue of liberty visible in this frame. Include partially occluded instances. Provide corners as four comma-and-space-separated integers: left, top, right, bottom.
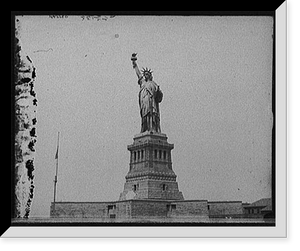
131, 53, 163, 133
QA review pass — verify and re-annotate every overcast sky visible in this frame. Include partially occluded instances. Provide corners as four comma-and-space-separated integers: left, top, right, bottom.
16, 15, 273, 217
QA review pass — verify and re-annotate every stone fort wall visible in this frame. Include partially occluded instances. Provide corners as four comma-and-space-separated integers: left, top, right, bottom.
51, 199, 244, 221
208, 201, 244, 218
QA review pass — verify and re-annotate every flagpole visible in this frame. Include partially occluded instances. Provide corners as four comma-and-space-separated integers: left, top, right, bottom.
53, 131, 60, 212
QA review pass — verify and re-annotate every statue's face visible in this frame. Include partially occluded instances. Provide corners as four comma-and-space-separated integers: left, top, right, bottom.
144, 72, 152, 81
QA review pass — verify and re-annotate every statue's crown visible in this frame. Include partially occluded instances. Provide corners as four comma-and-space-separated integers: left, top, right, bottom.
142, 67, 153, 75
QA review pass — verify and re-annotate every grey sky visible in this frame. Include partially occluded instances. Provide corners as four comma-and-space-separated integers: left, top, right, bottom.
17, 15, 273, 217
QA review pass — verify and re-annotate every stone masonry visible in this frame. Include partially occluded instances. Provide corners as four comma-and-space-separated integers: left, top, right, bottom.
51, 199, 209, 222
119, 131, 184, 201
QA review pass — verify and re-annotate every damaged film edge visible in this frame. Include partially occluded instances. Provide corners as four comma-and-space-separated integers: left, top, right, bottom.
14, 17, 37, 218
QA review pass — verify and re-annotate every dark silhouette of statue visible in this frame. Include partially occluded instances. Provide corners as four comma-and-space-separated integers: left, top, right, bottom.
131, 53, 163, 133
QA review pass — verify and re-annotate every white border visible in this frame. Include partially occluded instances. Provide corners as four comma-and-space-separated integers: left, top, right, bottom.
275, 0, 287, 239
0, 224, 286, 238
4, 4, 287, 238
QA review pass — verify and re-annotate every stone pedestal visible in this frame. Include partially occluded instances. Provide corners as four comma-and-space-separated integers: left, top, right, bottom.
119, 131, 184, 201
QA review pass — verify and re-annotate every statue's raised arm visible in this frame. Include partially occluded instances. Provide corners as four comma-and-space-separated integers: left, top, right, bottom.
131, 53, 143, 81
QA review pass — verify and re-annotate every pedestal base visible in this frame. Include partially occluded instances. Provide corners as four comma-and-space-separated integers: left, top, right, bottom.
119, 131, 184, 201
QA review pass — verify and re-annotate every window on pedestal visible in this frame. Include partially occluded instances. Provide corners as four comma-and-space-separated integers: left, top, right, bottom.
159, 150, 162, 159
141, 149, 144, 160
154, 149, 157, 159
163, 151, 166, 160
162, 184, 167, 191
133, 184, 139, 192
137, 151, 140, 160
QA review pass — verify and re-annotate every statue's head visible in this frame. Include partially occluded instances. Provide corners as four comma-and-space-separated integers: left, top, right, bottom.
142, 67, 153, 81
